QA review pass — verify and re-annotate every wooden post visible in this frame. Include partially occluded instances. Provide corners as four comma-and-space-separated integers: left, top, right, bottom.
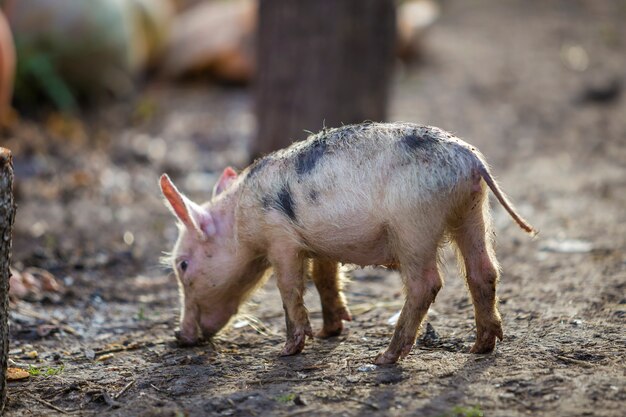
253, 0, 396, 159
0, 147, 15, 414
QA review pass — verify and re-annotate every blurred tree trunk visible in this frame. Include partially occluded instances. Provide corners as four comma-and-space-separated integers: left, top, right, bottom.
253, 0, 396, 158
0, 148, 15, 414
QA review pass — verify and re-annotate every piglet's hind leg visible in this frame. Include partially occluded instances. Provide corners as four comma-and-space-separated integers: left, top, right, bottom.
375, 257, 442, 365
453, 192, 503, 354
312, 259, 352, 338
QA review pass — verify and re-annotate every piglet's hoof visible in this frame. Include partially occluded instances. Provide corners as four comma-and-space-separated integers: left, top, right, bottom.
315, 318, 345, 339
470, 330, 502, 354
338, 306, 353, 322
315, 326, 343, 339
316, 306, 353, 338
374, 342, 414, 365
280, 328, 313, 356
374, 350, 400, 365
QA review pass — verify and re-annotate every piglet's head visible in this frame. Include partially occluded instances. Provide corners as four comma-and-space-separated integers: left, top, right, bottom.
160, 168, 241, 346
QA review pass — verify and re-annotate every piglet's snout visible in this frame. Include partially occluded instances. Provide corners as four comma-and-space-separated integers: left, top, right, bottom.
174, 328, 200, 347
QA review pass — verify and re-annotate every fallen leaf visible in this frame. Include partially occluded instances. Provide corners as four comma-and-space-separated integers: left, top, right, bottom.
103, 343, 125, 351
96, 353, 115, 362
8, 266, 65, 301
25, 350, 38, 359
26, 267, 64, 293
7, 368, 30, 381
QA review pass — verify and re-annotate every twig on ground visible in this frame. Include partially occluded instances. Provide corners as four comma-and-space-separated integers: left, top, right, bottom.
348, 398, 380, 410
555, 355, 594, 368
150, 383, 165, 393
73, 339, 169, 359
113, 379, 136, 400
25, 393, 70, 414
287, 408, 316, 417
102, 391, 121, 408
246, 376, 328, 385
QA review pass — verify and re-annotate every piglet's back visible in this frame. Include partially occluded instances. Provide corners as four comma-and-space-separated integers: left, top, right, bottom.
243, 122, 480, 210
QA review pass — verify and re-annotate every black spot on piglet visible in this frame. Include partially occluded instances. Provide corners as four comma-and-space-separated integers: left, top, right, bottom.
401, 130, 439, 153
295, 138, 327, 175
273, 185, 297, 222
261, 195, 272, 210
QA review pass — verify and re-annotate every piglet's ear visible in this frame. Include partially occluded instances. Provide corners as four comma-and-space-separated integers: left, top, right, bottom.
160, 174, 216, 238
212, 167, 238, 198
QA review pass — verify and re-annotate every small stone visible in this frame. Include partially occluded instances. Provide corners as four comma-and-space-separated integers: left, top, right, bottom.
420, 323, 439, 345
358, 364, 377, 372
293, 395, 307, 406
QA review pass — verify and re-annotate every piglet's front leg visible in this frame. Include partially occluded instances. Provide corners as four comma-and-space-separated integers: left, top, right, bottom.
270, 248, 313, 356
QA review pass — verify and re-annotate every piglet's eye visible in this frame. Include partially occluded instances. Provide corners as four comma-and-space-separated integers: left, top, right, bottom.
179, 260, 189, 272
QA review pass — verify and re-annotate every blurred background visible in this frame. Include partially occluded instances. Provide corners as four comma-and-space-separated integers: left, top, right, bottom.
1, 1, 625, 415
0, 0, 622, 270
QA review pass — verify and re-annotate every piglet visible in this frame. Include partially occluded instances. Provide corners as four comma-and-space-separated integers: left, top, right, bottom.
160, 122, 535, 364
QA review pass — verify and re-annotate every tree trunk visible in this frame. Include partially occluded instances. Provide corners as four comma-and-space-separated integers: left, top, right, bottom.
0, 147, 15, 414
253, 0, 396, 158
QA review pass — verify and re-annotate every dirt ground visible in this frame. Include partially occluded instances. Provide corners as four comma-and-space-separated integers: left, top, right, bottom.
3, 0, 625, 416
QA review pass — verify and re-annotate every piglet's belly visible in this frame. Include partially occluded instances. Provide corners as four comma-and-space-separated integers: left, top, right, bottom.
333, 247, 395, 267
303, 229, 395, 267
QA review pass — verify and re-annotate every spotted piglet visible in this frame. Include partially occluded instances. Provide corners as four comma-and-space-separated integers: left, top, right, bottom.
160, 122, 535, 364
